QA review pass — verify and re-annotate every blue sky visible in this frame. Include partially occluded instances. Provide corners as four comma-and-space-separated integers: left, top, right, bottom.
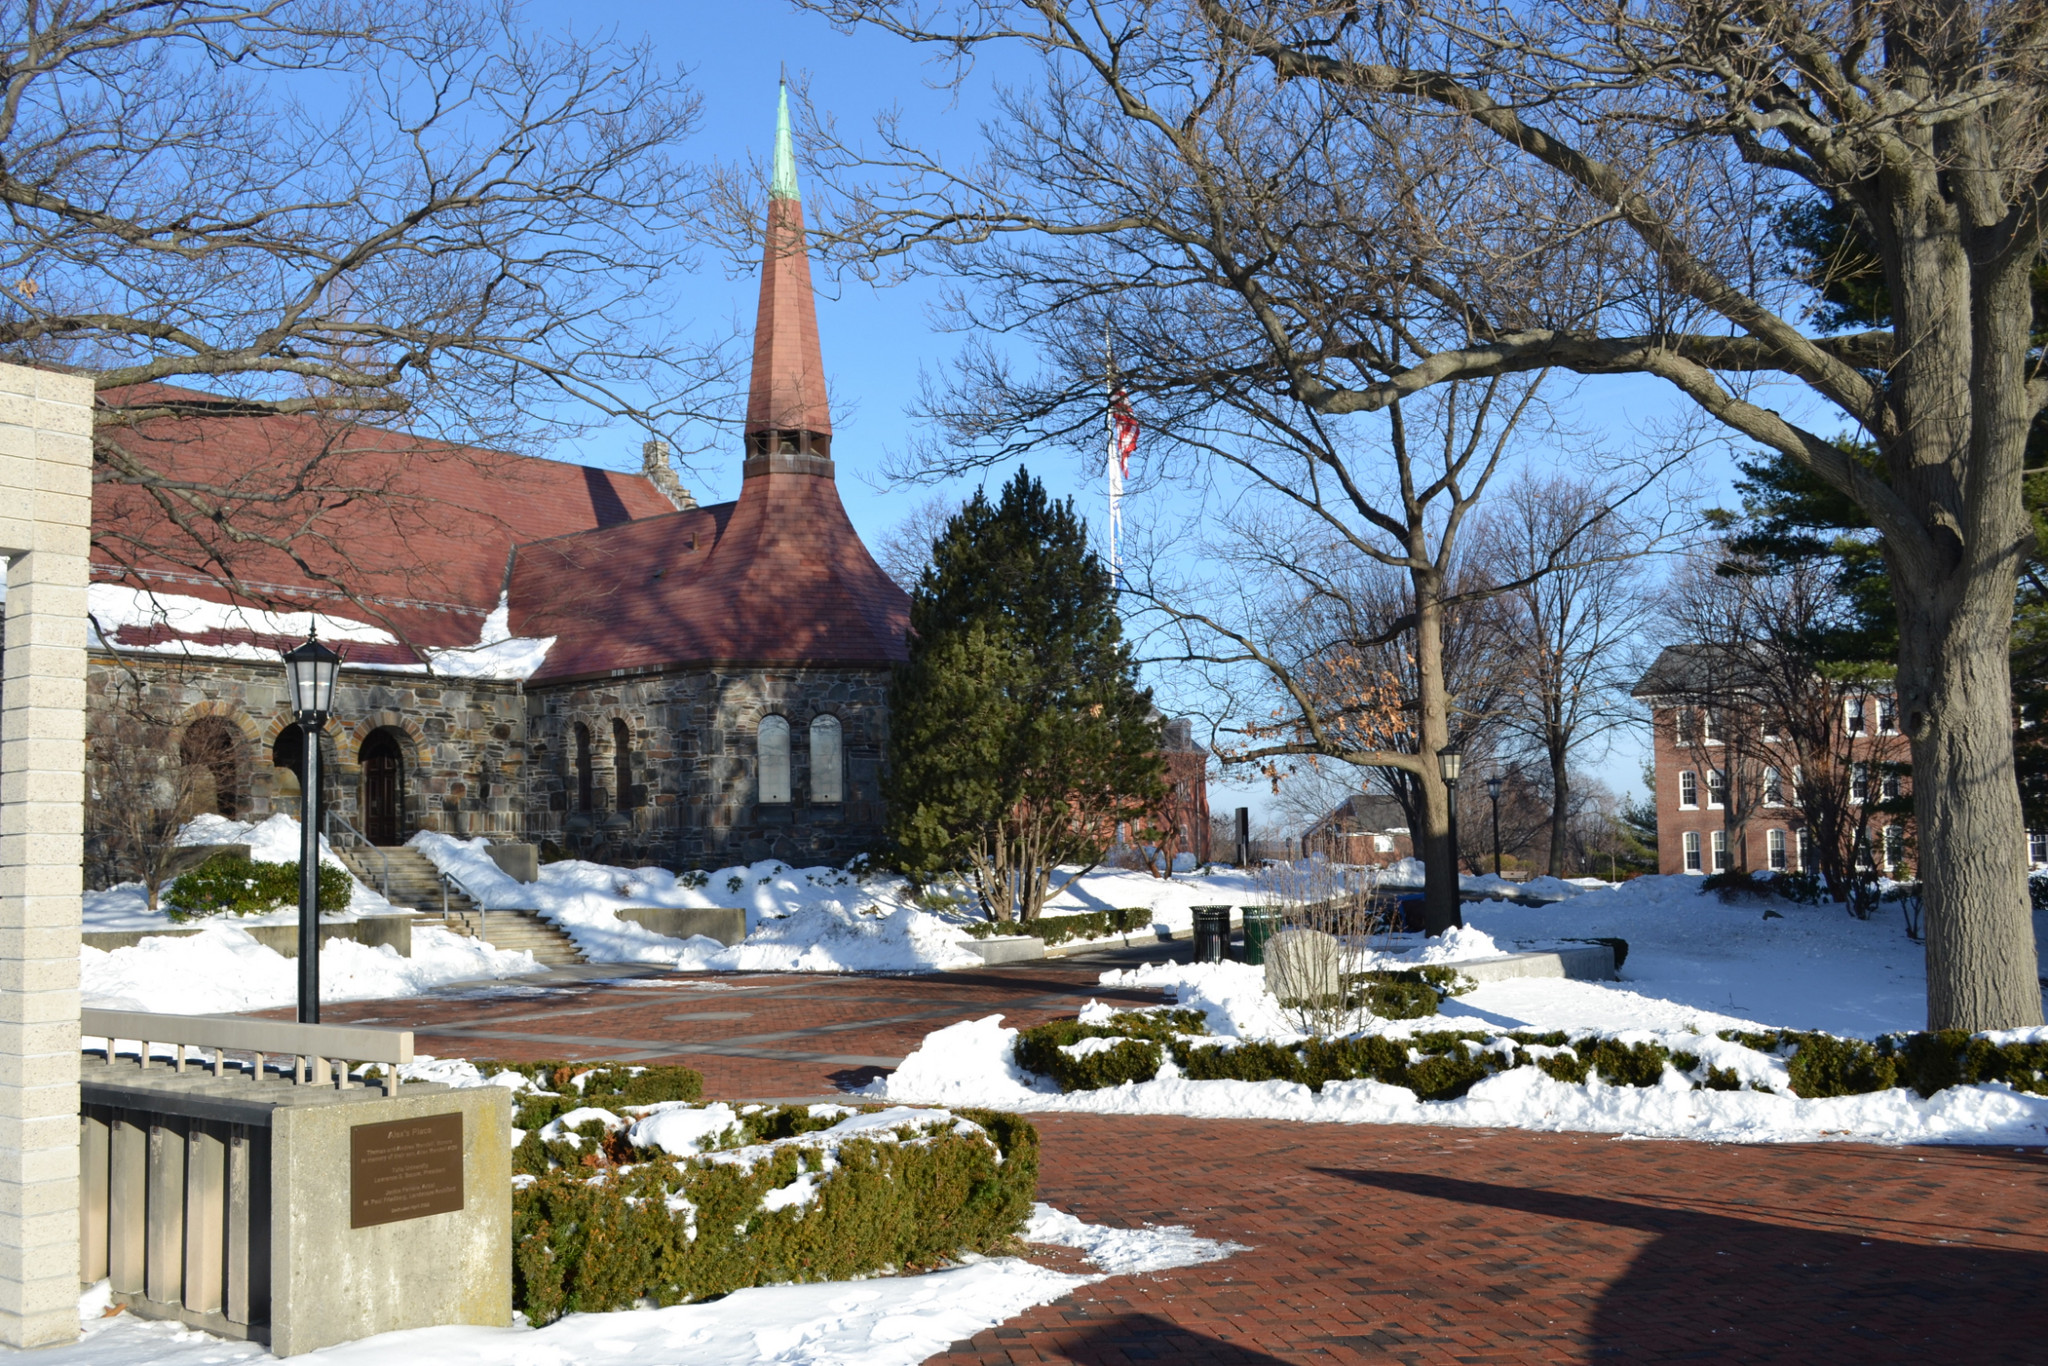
523, 2, 1815, 833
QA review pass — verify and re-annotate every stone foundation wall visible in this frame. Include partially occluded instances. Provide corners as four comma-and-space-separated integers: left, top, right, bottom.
525, 666, 890, 867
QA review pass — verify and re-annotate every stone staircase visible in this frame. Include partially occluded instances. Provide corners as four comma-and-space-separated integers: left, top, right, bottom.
336, 846, 584, 968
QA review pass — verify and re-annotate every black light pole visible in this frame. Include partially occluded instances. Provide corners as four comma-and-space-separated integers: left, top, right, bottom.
1486, 775, 1504, 875
282, 632, 343, 1025
1438, 748, 1463, 896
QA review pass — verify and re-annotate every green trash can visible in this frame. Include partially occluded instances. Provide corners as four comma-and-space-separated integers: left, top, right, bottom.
1240, 906, 1282, 965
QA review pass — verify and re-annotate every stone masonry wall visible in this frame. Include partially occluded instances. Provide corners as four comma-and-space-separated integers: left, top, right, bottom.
79, 652, 529, 862
525, 666, 890, 867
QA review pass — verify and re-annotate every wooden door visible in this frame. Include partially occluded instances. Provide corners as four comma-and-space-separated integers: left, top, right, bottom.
360, 730, 403, 845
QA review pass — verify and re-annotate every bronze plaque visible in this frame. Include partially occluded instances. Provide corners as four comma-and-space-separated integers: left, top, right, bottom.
350, 1112, 464, 1229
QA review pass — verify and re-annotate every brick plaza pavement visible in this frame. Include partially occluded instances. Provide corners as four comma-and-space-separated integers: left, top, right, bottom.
314, 957, 2048, 1364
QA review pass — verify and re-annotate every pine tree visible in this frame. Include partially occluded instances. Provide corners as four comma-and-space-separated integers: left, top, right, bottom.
885, 468, 1165, 923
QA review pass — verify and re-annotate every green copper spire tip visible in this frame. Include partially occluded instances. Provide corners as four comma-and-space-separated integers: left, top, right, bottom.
771, 81, 799, 201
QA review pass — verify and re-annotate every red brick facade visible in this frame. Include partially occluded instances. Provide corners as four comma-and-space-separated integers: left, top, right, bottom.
1645, 698, 1911, 877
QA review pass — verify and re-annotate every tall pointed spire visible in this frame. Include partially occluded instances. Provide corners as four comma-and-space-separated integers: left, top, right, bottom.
744, 80, 832, 472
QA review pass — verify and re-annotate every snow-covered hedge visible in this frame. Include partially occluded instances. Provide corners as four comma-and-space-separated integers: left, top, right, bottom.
479, 1061, 1038, 1324
1011, 1008, 2048, 1105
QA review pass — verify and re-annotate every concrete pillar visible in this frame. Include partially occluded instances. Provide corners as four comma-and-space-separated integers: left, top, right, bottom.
0, 362, 94, 1348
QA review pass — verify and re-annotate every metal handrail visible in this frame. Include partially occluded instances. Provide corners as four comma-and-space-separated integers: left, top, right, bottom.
323, 810, 391, 899
82, 1007, 413, 1094
437, 866, 490, 940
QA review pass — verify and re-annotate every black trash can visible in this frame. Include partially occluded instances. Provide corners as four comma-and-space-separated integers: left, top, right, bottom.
1191, 905, 1232, 963
1241, 906, 1282, 965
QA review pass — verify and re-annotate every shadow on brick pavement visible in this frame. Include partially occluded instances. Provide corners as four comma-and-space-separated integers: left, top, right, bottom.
1326, 1165, 2048, 1361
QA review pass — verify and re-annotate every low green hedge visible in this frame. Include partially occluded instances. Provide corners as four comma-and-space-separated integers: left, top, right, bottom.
475, 1060, 1036, 1324
959, 908, 1151, 945
1716, 1028, 2048, 1099
1010, 1008, 2048, 1106
163, 853, 352, 921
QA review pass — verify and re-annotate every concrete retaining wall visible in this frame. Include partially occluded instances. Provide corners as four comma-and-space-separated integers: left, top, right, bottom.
1454, 944, 1618, 984
955, 936, 1046, 965
614, 905, 746, 946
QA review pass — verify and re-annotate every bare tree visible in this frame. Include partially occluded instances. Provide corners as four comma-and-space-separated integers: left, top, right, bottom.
875, 492, 962, 591
2, 0, 740, 646
1482, 475, 1656, 875
790, 0, 2048, 1029
86, 679, 221, 908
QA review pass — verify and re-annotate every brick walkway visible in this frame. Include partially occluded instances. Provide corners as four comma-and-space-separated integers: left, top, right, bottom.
313, 959, 2048, 1363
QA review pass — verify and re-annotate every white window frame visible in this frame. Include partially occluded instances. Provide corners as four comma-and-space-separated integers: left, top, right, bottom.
1767, 828, 1787, 871
1683, 830, 1702, 873
1678, 770, 1698, 809
1373, 834, 1394, 853
1877, 697, 1898, 735
757, 715, 792, 805
1845, 697, 1867, 736
2032, 830, 2048, 867
1851, 761, 1868, 804
1880, 766, 1901, 802
1796, 828, 1813, 872
1707, 768, 1726, 810
1711, 829, 1729, 873
1762, 767, 1783, 806
1883, 824, 1905, 874
1700, 709, 1721, 744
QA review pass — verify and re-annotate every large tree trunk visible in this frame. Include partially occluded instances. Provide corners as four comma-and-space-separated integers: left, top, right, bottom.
1413, 575, 1463, 934
1897, 555, 2042, 1030
1886, 215, 2043, 1032
1546, 736, 1569, 877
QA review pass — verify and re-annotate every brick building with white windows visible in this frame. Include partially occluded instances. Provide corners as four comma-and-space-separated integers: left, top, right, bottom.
1633, 645, 1918, 878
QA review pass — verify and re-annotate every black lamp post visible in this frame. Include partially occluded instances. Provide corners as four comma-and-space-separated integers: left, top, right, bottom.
1486, 774, 1504, 875
1437, 747, 1463, 892
282, 632, 343, 1025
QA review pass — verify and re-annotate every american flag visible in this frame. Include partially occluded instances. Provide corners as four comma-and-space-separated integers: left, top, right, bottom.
1108, 386, 1138, 587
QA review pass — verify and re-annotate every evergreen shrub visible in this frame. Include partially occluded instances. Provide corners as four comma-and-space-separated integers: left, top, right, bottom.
957, 908, 1148, 945
163, 853, 351, 921
476, 1059, 1037, 1325
1716, 1028, 2048, 1099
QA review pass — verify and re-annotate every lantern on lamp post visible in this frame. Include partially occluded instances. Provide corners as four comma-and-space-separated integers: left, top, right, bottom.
282, 632, 343, 1024
1486, 774, 1504, 876
1437, 748, 1463, 899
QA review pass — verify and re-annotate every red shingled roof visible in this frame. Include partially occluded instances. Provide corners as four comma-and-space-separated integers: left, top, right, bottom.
746, 197, 832, 437
93, 389, 673, 651
507, 465, 908, 680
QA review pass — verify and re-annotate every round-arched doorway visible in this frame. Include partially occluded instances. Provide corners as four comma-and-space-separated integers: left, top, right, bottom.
358, 728, 407, 845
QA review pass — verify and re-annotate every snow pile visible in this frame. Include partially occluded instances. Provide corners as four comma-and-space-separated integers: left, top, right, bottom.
411, 835, 985, 972
81, 925, 535, 1014
1023, 1202, 1246, 1273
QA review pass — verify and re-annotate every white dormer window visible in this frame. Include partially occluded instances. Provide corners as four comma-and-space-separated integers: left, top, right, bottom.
758, 715, 791, 805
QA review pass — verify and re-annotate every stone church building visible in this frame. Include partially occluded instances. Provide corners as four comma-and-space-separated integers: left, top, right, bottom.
62, 98, 909, 871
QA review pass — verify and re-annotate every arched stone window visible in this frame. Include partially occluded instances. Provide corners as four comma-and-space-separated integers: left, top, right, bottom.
810, 714, 842, 803
612, 718, 633, 810
574, 723, 594, 813
758, 715, 791, 805
179, 716, 245, 818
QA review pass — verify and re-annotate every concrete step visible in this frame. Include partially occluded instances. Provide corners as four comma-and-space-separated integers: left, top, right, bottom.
336, 847, 585, 967
413, 909, 584, 967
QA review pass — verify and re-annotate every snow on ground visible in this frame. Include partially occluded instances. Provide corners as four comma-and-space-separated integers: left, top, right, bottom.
81, 926, 535, 1014
34, 1205, 1240, 1366
868, 874, 2048, 1146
